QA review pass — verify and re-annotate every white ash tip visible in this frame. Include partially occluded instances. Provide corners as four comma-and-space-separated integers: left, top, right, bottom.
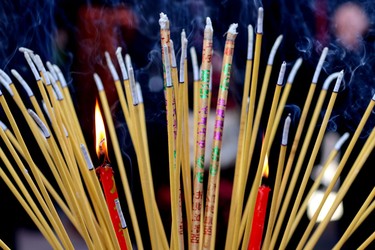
170, 40, 177, 68
93, 73, 104, 91
181, 29, 186, 39
333, 70, 344, 92
372, 93, 375, 101
80, 144, 94, 170
0, 74, 13, 96
312, 47, 329, 84
267, 35, 283, 65
136, 82, 143, 103
0, 120, 8, 131
18, 47, 34, 54
159, 13, 169, 29
277, 62, 287, 86
34, 55, 51, 85
323, 72, 340, 90
206, 17, 213, 32
247, 24, 254, 60
11, 69, 34, 97
257, 7, 264, 34
24, 53, 41, 81
0, 70, 12, 84
125, 54, 133, 71
46, 61, 58, 81
335, 132, 349, 150
52, 65, 67, 88
28, 109, 50, 138
105, 51, 120, 81
282, 114, 291, 145
228, 23, 238, 35
190, 47, 199, 81
287, 58, 303, 84
115, 47, 128, 80
52, 82, 64, 101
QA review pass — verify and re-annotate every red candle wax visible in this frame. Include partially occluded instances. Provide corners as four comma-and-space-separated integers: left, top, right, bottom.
97, 164, 128, 249
248, 185, 271, 250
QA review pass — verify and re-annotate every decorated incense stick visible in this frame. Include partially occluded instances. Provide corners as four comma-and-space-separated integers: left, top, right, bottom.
227, 24, 253, 243
202, 23, 237, 250
190, 17, 214, 249
0, 10, 374, 250
226, 9, 263, 249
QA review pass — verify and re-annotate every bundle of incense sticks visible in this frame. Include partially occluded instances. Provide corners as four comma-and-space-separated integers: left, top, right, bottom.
0, 7, 374, 250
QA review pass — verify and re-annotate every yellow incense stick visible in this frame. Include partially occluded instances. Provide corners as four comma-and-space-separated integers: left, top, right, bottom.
269, 72, 341, 249
288, 133, 349, 242
279, 72, 343, 248
262, 115, 291, 250
241, 62, 286, 250
298, 93, 375, 249
333, 187, 375, 250
304, 126, 375, 249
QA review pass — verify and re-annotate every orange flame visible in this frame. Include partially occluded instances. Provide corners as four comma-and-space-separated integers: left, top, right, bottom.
262, 153, 269, 178
95, 100, 108, 159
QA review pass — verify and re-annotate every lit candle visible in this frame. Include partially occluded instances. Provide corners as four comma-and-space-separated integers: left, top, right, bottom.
248, 155, 271, 250
95, 100, 128, 250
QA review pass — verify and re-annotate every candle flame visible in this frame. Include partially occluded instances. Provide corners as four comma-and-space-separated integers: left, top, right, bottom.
95, 100, 108, 160
262, 153, 269, 178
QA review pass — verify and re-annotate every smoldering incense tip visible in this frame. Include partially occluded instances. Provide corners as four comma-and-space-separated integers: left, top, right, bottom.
287, 58, 303, 84
277, 62, 287, 86
116, 47, 129, 80
335, 132, 350, 150
323, 72, 340, 90
159, 12, 169, 29
105, 51, 120, 81
257, 7, 264, 34
11, 69, 34, 97
267, 35, 283, 65
170, 40, 177, 68
190, 47, 199, 82
24, 52, 41, 81
94, 73, 104, 92
52, 65, 67, 88
28, 109, 50, 138
333, 70, 344, 92
247, 24, 254, 60
228, 23, 238, 35
312, 47, 329, 84
206, 17, 213, 32
282, 114, 291, 146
